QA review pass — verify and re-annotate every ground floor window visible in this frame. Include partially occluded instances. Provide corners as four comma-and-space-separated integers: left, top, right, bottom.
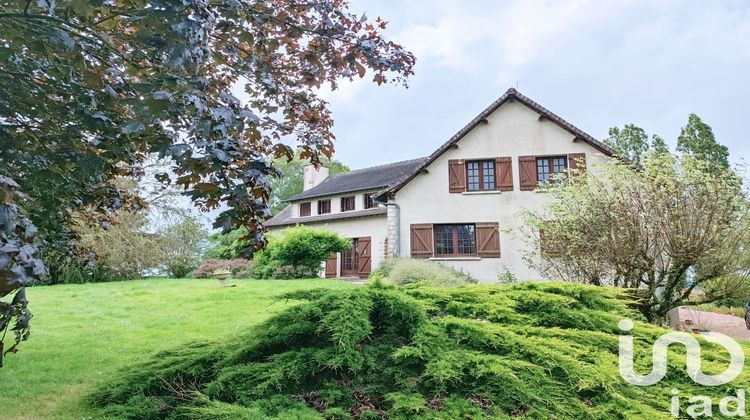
434, 224, 476, 256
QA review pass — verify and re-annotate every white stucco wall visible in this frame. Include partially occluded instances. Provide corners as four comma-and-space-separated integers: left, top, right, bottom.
393, 100, 610, 282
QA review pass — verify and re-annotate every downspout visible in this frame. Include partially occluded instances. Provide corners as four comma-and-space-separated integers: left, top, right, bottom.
378, 194, 400, 257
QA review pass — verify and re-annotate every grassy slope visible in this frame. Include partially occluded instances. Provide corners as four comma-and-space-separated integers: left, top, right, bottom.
0, 278, 354, 419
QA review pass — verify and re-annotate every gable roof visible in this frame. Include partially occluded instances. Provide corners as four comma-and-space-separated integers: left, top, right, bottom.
377, 87, 615, 197
286, 157, 427, 202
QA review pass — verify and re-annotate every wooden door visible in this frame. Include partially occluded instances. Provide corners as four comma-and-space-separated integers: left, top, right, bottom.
357, 237, 371, 277
324, 253, 337, 278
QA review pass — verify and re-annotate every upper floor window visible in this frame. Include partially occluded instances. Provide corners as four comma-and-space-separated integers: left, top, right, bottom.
434, 224, 476, 256
466, 160, 495, 191
341, 196, 355, 212
318, 199, 331, 214
364, 193, 377, 209
299, 202, 311, 217
536, 156, 567, 184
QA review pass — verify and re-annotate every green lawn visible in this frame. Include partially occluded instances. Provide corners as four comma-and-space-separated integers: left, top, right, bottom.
0, 278, 354, 419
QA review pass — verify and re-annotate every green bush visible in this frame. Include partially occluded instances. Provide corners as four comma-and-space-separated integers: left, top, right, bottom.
371, 257, 475, 287
88, 283, 750, 419
253, 227, 350, 279
205, 226, 251, 260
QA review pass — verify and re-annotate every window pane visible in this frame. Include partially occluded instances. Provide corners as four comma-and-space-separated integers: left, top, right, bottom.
482, 160, 495, 190
434, 225, 454, 255
341, 196, 354, 211
552, 157, 567, 174
456, 224, 476, 254
466, 162, 480, 191
537, 158, 551, 182
318, 200, 331, 214
341, 239, 358, 270
364, 194, 376, 209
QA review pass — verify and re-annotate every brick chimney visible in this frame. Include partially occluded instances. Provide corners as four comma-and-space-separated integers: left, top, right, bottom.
303, 164, 329, 191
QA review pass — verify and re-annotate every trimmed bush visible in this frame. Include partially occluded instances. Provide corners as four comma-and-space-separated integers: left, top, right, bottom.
194, 259, 254, 279
88, 283, 749, 419
253, 226, 350, 279
371, 257, 475, 287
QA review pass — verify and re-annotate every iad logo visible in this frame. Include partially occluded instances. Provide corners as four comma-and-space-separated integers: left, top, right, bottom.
618, 319, 746, 417
618, 319, 744, 386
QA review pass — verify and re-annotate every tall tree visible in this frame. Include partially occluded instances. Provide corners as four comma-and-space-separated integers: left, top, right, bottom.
676, 113, 730, 170
604, 124, 649, 164
650, 134, 670, 156
0, 0, 414, 360
604, 124, 669, 164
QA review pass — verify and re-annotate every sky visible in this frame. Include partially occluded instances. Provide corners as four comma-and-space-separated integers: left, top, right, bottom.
318, 0, 750, 170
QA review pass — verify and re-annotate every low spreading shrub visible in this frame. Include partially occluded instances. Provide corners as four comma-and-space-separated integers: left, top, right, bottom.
370, 257, 475, 287
253, 226, 350, 279
194, 259, 254, 279
89, 283, 747, 419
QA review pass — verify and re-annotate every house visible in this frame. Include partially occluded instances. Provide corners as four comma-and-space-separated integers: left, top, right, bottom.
266, 88, 616, 282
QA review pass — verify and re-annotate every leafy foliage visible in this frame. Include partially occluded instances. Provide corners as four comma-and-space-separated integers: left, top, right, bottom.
73, 211, 164, 280
158, 216, 209, 278
604, 124, 668, 165
0, 0, 414, 245
88, 282, 750, 418
524, 153, 749, 322
206, 226, 252, 260
676, 113, 730, 170
253, 226, 350, 279
0, 176, 45, 366
370, 257, 475, 287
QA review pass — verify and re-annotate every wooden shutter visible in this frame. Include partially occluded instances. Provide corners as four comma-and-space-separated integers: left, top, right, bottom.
448, 160, 466, 193
410, 224, 433, 258
325, 253, 337, 278
476, 222, 501, 258
495, 157, 513, 191
568, 153, 586, 173
357, 237, 372, 277
519, 156, 537, 191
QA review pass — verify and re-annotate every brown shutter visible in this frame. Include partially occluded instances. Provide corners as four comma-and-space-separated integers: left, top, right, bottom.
410, 224, 433, 258
495, 157, 513, 191
476, 223, 501, 258
568, 153, 586, 173
448, 160, 466, 193
325, 253, 337, 278
357, 237, 372, 277
519, 156, 537, 191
